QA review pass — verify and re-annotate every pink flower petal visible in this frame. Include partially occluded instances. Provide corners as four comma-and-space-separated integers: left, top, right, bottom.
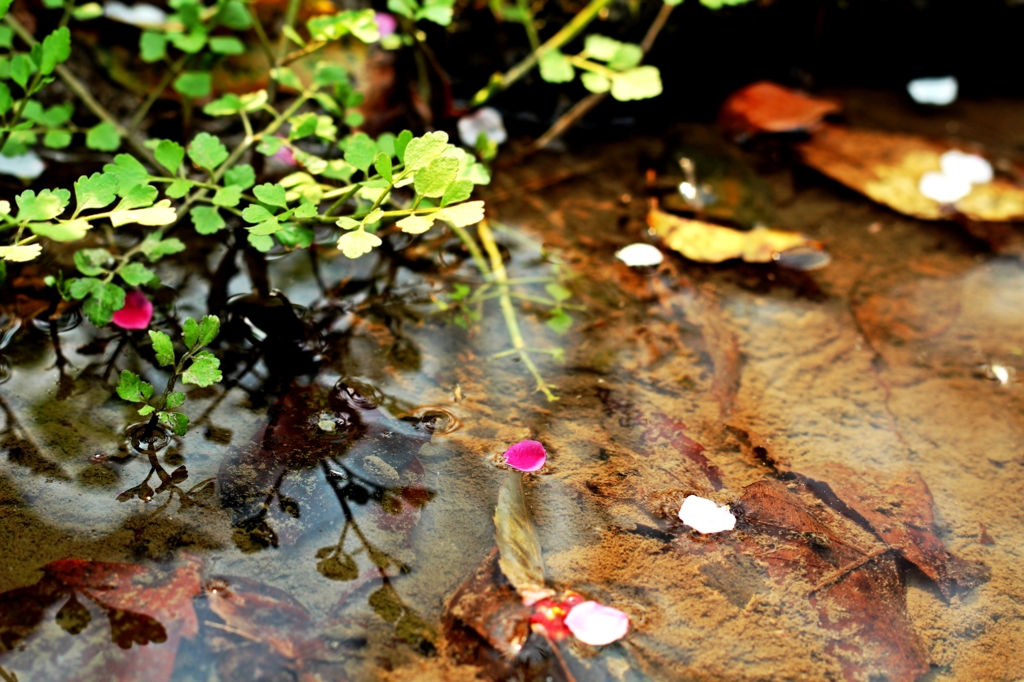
502, 440, 546, 472
112, 290, 153, 330
375, 12, 397, 37
564, 601, 630, 646
271, 142, 296, 167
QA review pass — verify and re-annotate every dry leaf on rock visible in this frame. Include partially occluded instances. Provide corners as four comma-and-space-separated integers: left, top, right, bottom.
797, 125, 1024, 222
719, 81, 841, 136
647, 207, 829, 269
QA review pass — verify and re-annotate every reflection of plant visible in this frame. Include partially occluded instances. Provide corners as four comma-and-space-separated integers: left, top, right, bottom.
437, 221, 582, 400
117, 444, 215, 510
116, 315, 222, 436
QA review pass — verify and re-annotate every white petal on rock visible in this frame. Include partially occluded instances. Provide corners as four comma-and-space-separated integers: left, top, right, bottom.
615, 243, 663, 267
918, 171, 971, 203
907, 76, 958, 106
678, 495, 736, 534
940, 150, 993, 185
0, 152, 45, 180
457, 107, 507, 148
104, 1, 167, 26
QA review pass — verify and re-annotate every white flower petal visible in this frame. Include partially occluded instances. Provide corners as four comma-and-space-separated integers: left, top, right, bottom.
457, 107, 507, 148
907, 76, 958, 106
678, 495, 736, 534
940, 150, 993, 185
615, 243, 663, 267
104, 1, 167, 25
0, 152, 45, 180
918, 171, 971, 204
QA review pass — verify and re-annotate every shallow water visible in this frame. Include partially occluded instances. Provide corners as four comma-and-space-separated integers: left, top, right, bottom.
2, 90, 1024, 681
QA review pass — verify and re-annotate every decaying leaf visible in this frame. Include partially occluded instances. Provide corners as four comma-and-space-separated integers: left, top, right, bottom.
719, 81, 841, 136
0, 558, 202, 682
797, 125, 1024, 222
493, 472, 554, 604
647, 207, 829, 270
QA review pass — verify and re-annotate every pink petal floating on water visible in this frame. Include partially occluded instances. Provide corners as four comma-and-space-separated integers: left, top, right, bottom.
112, 290, 153, 330
564, 601, 630, 646
375, 12, 397, 37
502, 440, 546, 472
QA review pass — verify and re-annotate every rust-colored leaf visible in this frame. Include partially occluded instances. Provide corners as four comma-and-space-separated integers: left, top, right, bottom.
493, 472, 554, 604
719, 81, 841, 135
797, 125, 1024, 222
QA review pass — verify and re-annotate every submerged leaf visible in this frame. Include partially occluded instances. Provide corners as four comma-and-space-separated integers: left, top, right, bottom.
493, 472, 554, 605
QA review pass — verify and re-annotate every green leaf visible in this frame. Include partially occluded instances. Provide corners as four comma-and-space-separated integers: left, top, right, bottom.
203, 93, 243, 116
182, 317, 200, 349
545, 283, 572, 302
212, 185, 242, 207
415, 0, 453, 25
82, 282, 126, 326
140, 235, 185, 261
74, 172, 119, 212
140, 31, 167, 63
40, 27, 71, 75
0, 83, 11, 115
116, 184, 159, 210
197, 315, 220, 346
224, 164, 255, 190
337, 230, 381, 259
72, 2, 104, 19
138, 405, 155, 416
10, 54, 32, 90
0, 1, 11, 23
30, 220, 88, 241
440, 179, 473, 206
402, 131, 448, 171
166, 178, 192, 198
583, 34, 622, 62
155, 140, 185, 174
117, 369, 154, 403
174, 71, 212, 99
538, 50, 574, 83
192, 206, 225, 234
188, 132, 228, 171
377, 133, 396, 158
43, 129, 72, 148
288, 112, 318, 140
217, 0, 252, 29
608, 44, 643, 71
149, 330, 175, 366
373, 152, 393, 182
395, 130, 413, 163
209, 36, 244, 54
276, 224, 315, 249
103, 155, 150, 197
581, 72, 610, 93
241, 205, 274, 223
414, 156, 458, 198
248, 233, 274, 252
341, 132, 377, 173
16, 188, 70, 222
165, 391, 185, 409
121, 262, 155, 286
256, 136, 284, 156
183, 350, 222, 386
270, 66, 302, 90
68, 276, 102, 298
546, 309, 573, 334
610, 66, 662, 101
313, 62, 348, 87
110, 200, 177, 227
387, 0, 415, 19
74, 250, 111, 276
253, 183, 287, 208
169, 30, 207, 53
85, 122, 121, 152
159, 411, 190, 436
248, 219, 281, 236
307, 9, 379, 42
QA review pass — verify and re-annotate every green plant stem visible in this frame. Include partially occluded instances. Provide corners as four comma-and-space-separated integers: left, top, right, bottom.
247, 3, 277, 69
470, 0, 614, 107
516, 0, 542, 51
527, 0, 674, 153
477, 220, 557, 400
128, 55, 188, 134
267, 0, 303, 105
3, 14, 159, 168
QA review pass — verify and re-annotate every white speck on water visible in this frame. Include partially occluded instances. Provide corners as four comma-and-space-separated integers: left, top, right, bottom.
678, 495, 736, 534
907, 76, 958, 106
940, 150, 993, 185
0, 152, 45, 180
104, 1, 167, 25
615, 243, 664, 267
